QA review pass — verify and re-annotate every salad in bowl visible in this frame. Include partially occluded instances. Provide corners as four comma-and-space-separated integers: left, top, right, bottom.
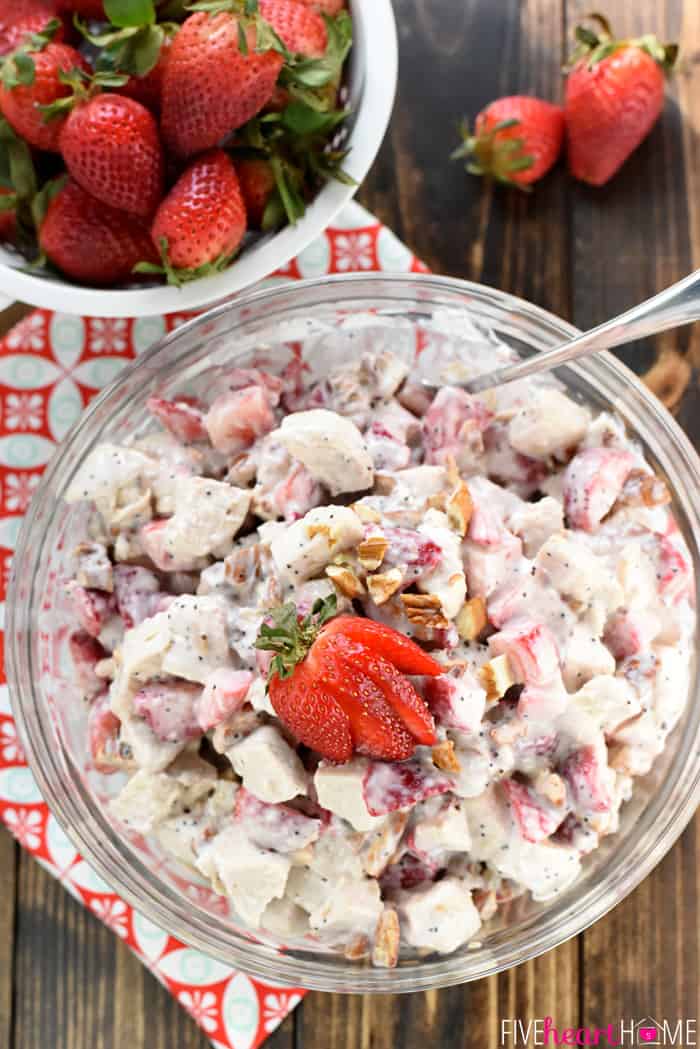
8, 275, 700, 990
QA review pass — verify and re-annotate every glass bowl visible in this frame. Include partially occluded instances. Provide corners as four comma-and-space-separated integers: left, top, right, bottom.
7, 274, 700, 993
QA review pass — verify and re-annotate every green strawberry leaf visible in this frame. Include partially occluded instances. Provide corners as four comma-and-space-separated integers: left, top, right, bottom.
0, 118, 37, 201
31, 174, 66, 228
134, 237, 235, 286
280, 100, 346, 135
269, 153, 306, 225
1, 52, 36, 89
104, 0, 156, 27
0, 192, 17, 211
261, 190, 286, 231
94, 22, 164, 76
282, 10, 352, 89
237, 20, 249, 56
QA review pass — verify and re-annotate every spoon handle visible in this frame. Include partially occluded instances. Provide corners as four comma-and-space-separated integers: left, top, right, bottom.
464, 268, 700, 395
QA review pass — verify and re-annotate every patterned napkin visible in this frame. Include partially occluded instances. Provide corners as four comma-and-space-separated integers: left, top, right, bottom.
0, 201, 426, 1049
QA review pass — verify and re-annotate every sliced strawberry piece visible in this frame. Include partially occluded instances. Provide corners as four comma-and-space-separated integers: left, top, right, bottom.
235, 787, 320, 852
362, 758, 452, 817
69, 629, 106, 698
88, 692, 122, 774
501, 778, 563, 843
489, 618, 561, 687
65, 580, 116, 637
561, 745, 612, 813
319, 614, 442, 677
112, 564, 162, 628
197, 668, 253, 732
147, 396, 208, 444
204, 385, 276, 455
269, 659, 352, 763
309, 637, 416, 760
563, 447, 636, 532
132, 681, 202, 743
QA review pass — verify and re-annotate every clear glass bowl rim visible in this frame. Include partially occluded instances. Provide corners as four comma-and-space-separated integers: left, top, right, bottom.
6, 272, 700, 993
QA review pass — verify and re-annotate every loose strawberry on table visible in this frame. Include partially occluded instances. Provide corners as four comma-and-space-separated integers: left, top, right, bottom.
565, 14, 677, 186
453, 95, 564, 188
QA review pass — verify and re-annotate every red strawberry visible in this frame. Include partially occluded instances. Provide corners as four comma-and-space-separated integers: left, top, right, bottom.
453, 96, 564, 188
59, 94, 163, 218
259, 0, 327, 57
235, 156, 276, 228
565, 17, 676, 186
160, 11, 283, 159
150, 148, 247, 274
120, 34, 172, 115
0, 11, 64, 56
39, 178, 158, 285
0, 187, 17, 241
0, 42, 89, 151
255, 596, 440, 763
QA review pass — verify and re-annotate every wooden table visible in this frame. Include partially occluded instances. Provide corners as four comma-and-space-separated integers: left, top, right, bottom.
1, 1, 699, 1046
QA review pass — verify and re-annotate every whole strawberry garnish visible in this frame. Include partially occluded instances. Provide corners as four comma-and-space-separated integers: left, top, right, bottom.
565, 15, 677, 186
0, 11, 64, 57
235, 155, 276, 228
144, 148, 247, 283
453, 96, 565, 188
160, 10, 283, 159
59, 94, 163, 218
0, 39, 89, 151
39, 177, 158, 284
259, 0, 326, 57
256, 595, 441, 763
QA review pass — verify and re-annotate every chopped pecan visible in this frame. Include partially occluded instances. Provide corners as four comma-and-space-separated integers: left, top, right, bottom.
360, 812, 408, 877
372, 907, 400, 969
615, 468, 671, 509
432, 738, 461, 773
344, 934, 370, 961
446, 480, 474, 537
426, 491, 447, 511
358, 534, 389, 571
533, 770, 567, 807
350, 502, 382, 524
455, 596, 488, 641
326, 564, 366, 599
400, 592, 449, 628
368, 568, 404, 605
306, 522, 332, 542
478, 654, 516, 704
373, 473, 397, 495
224, 543, 263, 587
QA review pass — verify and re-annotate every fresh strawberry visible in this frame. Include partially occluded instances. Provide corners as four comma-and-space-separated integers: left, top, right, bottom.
59, 94, 164, 218
259, 0, 327, 57
453, 95, 564, 188
235, 156, 276, 228
565, 16, 677, 186
148, 149, 247, 278
120, 33, 172, 115
0, 10, 64, 56
147, 396, 208, 443
160, 11, 283, 159
87, 692, 122, 774
0, 41, 89, 151
39, 177, 158, 285
256, 595, 440, 763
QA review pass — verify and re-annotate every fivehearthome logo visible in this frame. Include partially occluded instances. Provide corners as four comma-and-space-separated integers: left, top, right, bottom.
500, 1016, 698, 1047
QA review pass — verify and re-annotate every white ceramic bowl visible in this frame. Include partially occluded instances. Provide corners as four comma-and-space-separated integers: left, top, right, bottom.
0, 0, 397, 317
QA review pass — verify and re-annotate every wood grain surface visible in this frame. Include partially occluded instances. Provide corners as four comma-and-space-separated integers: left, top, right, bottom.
1, 1, 699, 1046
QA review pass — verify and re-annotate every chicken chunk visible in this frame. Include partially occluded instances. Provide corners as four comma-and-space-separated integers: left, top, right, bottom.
273, 409, 374, 495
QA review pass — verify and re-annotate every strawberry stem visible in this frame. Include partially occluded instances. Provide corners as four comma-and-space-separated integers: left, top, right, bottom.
255, 594, 337, 682
567, 14, 677, 73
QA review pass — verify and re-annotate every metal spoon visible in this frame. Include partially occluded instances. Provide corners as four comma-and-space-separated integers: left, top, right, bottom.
436, 269, 700, 395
